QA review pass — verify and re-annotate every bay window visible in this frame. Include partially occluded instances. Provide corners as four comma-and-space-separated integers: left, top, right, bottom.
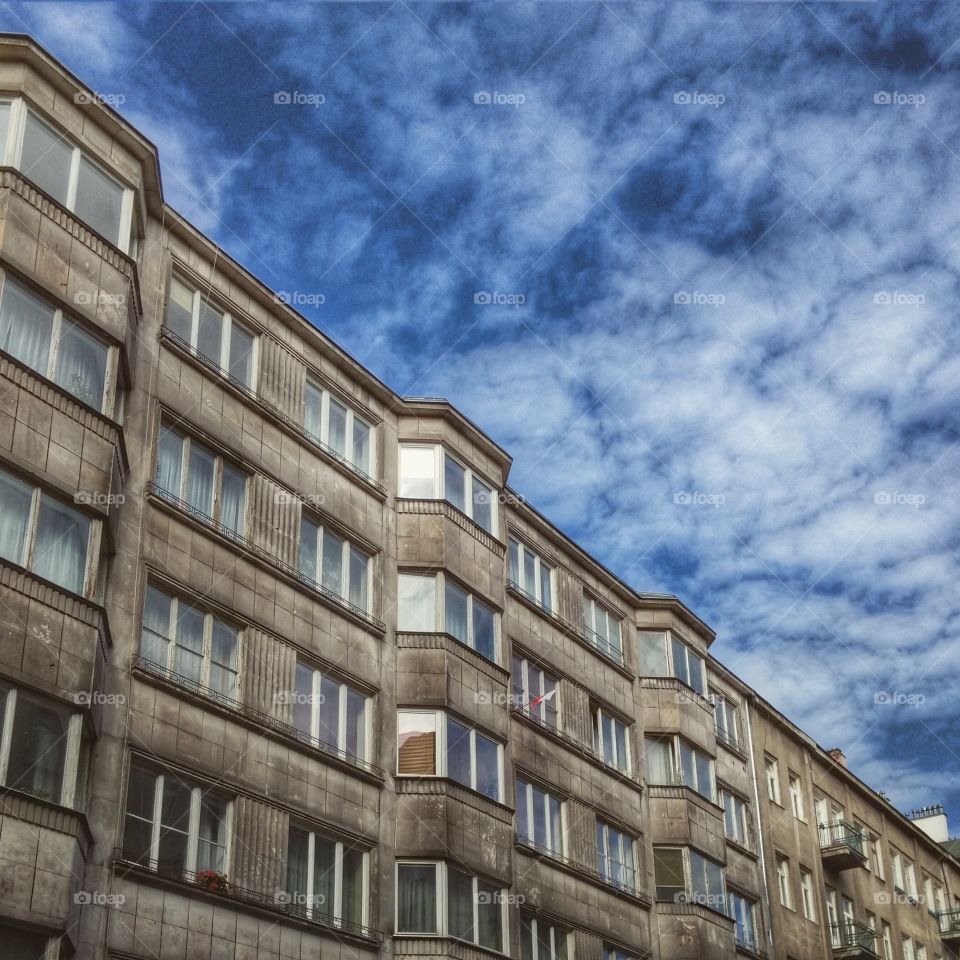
122, 763, 231, 877
654, 846, 725, 910
396, 861, 507, 951
508, 538, 553, 611
304, 381, 373, 475
140, 585, 239, 698
596, 820, 637, 892
0, 684, 83, 806
510, 654, 559, 728
728, 891, 758, 950
292, 661, 369, 762
637, 631, 706, 695
582, 595, 622, 660
155, 425, 247, 537
712, 691, 739, 749
720, 788, 751, 847
287, 826, 368, 926
516, 777, 564, 855
653, 847, 685, 901
166, 275, 257, 388
398, 444, 496, 533
0, 466, 92, 594
520, 915, 569, 960
299, 517, 370, 612
0, 273, 111, 411
396, 572, 498, 661
644, 735, 714, 800
397, 710, 503, 801
594, 706, 631, 773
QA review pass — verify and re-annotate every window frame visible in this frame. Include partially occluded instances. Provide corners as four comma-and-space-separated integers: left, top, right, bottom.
303, 379, 375, 476
728, 890, 759, 950
298, 514, 372, 613
593, 705, 632, 774
637, 630, 706, 695
764, 756, 782, 805
521, 914, 571, 960
788, 772, 805, 821
799, 867, 817, 921
775, 854, 793, 909
511, 653, 560, 729
596, 819, 638, 893
508, 536, 555, 611
293, 660, 372, 763
645, 734, 714, 801
653, 845, 726, 911
515, 776, 565, 857
581, 593, 623, 659
711, 690, 740, 749
719, 787, 751, 848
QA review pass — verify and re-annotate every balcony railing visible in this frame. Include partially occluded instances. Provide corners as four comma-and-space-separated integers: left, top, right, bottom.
937, 908, 960, 937
830, 920, 878, 955
819, 819, 865, 856
714, 723, 741, 752
581, 622, 626, 666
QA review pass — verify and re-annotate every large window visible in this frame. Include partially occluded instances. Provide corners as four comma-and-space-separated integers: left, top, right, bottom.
520, 914, 569, 960
508, 538, 553, 611
166, 276, 257, 388
596, 821, 637, 892
653, 847, 724, 910
788, 773, 805, 820
0, 466, 92, 594
720, 788, 751, 848
712, 691, 739, 749
0, 685, 82, 806
581, 595, 622, 660
396, 861, 507, 952
637, 631, 706, 695
644, 735, 713, 800
516, 777, 563, 856
299, 517, 370, 612
141, 585, 239, 698
765, 756, 781, 804
155, 426, 247, 537
594, 706, 631, 773
0, 274, 111, 411
396, 573, 498, 661
397, 710, 503, 801
286, 826, 367, 927
510, 654, 559, 729
292, 661, 369, 762
728, 891, 758, 950
122, 763, 231, 877
304, 381, 373, 475
799, 867, 816, 921
398, 445, 496, 533
775, 854, 792, 908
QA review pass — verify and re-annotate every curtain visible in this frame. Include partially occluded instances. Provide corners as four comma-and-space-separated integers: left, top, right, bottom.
444, 580, 469, 643
8, 697, 67, 800
317, 676, 340, 749
186, 444, 215, 518
33, 497, 89, 593
399, 446, 435, 498
348, 546, 368, 611
219, 465, 246, 536
447, 868, 474, 941
328, 398, 347, 456
197, 300, 223, 364
141, 585, 172, 667
341, 847, 364, 925
321, 530, 343, 596
209, 621, 238, 697
397, 863, 437, 933
173, 605, 204, 683
75, 155, 123, 245
196, 794, 227, 872
56, 320, 107, 408
638, 631, 670, 676
0, 277, 54, 374
286, 827, 310, 912
645, 738, 674, 784
21, 112, 72, 205
156, 428, 184, 498
313, 836, 336, 918
398, 574, 435, 631
0, 469, 31, 565
167, 278, 194, 342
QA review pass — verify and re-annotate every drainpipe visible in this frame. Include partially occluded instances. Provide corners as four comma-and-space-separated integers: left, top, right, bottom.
744, 694, 776, 956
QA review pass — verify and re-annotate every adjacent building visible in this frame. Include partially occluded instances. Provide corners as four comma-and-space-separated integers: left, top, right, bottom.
0, 32, 956, 960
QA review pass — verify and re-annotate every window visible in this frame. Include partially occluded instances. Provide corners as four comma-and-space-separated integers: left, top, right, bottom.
396, 573, 498, 661
304, 381, 373, 475
511, 655, 559, 729
516, 778, 563, 856
788, 773, 805, 820
654, 847, 724, 910
292, 661, 369, 762
775, 854, 792, 908
508, 537, 553, 610
799, 867, 816, 921
764, 756, 781, 804
826, 888, 839, 944
395, 861, 506, 951
603, 947, 637, 960
122, 763, 230, 877
729, 891, 758, 950
915, 945, 927, 960
398, 445, 496, 533
712, 691, 739, 749
140, 585, 239, 698
891, 848, 905, 892
166, 276, 257, 388
0, 685, 82, 806
396, 710, 503, 801
0, 924, 50, 960
18, 108, 130, 248
924, 876, 935, 914
644, 736, 713, 800
689, 850, 726, 911
720, 789, 750, 848
0, 466, 92, 594
520, 915, 568, 960
0, 274, 111, 410
582, 595, 622, 660
596, 821, 637, 892
299, 517, 370, 612
286, 826, 368, 926
637, 631, 706, 695
155, 426, 247, 537
593, 706, 630, 773
904, 859, 918, 899
902, 937, 915, 960
880, 921, 893, 960
654, 847, 685, 901
871, 837, 885, 879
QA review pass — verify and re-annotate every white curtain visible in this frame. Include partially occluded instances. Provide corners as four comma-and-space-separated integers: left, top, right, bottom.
141, 585, 172, 667
0, 278, 54, 374
645, 737, 675, 785
21, 112, 72, 205
33, 497, 88, 594
173, 604, 204, 683
186, 444, 215, 518
0, 469, 31, 565
155, 428, 183, 498
56, 320, 107, 410
219, 465, 245, 536
397, 574, 435, 631
397, 863, 437, 932
444, 580, 469, 643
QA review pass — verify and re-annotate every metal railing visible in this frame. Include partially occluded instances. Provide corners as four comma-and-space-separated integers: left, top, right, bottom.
819, 819, 865, 856
582, 622, 626, 666
714, 723, 741, 752
937, 908, 960, 935
515, 834, 644, 899
829, 920, 878, 954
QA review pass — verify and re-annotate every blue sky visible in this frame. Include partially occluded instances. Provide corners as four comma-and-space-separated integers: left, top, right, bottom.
6, 1, 959, 826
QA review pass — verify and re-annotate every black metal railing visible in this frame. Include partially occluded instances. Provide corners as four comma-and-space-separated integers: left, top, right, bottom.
938, 908, 960, 935
515, 834, 645, 899
714, 723, 741, 752
819, 819, 865, 856
829, 920, 878, 954
582, 622, 626, 667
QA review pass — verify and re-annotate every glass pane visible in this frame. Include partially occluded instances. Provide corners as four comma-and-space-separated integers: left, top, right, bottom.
8, 695, 68, 801
521, 916, 535, 960
696, 753, 712, 799
543, 674, 558, 728
173, 605, 204, 683
287, 826, 310, 907
299, 519, 318, 584
654, 847, 685, 900
293, 663, 313, 737
645, 738, 674, 785
0, 277, 54, 374
341, 847, 365, 925
532, 785, 547, 847
638, 632, 670, 676
397, 713, 436, 774
444, 580, 469, 643
688, 651, 705, 694
317, 675, 340, 749
32, 496, 89, 593
516, 780, 529, 841
508, 538, 519, 583
397, 574, 436, 631
614, 720, 628, 771
141, 585, 172, 666
672, 637, 690, 686
443, 454, 466, 512
167, 277, 194, 342
219, 465, 246, 536
321, 530, 343, 596
197, 299, 223, 363
474, 732, 500, 800
313, 835, 336, 918
399, 446, 435, 498
397, 863, 436, 933
523, 550, 536, 596
345, 688, 366, 760
186, 444, 215, 518
539, 564, 552, 609
446, 716, 472, 789
471, 475, 493, 531
197, 793, 228, 872
328, 398, 347, 456
304, 382, 323, 440
0, 469, 31, 566
679, 743, 696, 790
75, 155, 123, 243
210, 621, 237, 697
473, 600, 496, 661
447, 867, 474, 941
348, 546, 368, 611
352, 418, 371, 473
548, 795, 562, 853
601, 714, 614, 763
0, 102, 10, 162
21, 112, 72, 205
123, 766, 156, 864
56, 319, 107, 410
477, 879, 502, 950
156, 427, 184, 498
227, 322, 254, 386
157, 777, 191, 876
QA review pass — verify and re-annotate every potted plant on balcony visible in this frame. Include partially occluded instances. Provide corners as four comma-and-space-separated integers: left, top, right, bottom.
195, 869, 230, 894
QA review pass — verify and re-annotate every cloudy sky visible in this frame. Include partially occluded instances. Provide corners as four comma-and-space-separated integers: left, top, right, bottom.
5, 1, 958, 824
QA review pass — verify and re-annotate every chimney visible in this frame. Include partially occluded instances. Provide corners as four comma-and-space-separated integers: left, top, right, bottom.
827, 747, 847, 767
907, 803, 949, 843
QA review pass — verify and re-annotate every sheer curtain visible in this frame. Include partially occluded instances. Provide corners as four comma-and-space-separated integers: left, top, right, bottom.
0, 470, 31, 565
348, 546, 368, 611
173, 605, 204, 683
56, 320, 107, 410
397, 863, 437, 933
0, 278, 54, 374
447, 867, 474, 940
155, 428, 184, 499
313, 836, 337, 918
286, 828, 310, 912
141, 586, 172, 667
398, 574, 435, 631
645, 737, 675, 785
33, 497, 89, 594
444, 580, 469, 643
219, 465, 246, 536
186, 444, 215, 518
9, 698, 67, 800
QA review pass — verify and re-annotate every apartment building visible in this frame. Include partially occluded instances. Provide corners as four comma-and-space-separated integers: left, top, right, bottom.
0, 31, 956, 960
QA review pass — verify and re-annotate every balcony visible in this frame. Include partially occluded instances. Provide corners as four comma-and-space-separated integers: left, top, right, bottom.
937, 908, 960, 944
818, 819, 868, 871
830, 921, 879, 959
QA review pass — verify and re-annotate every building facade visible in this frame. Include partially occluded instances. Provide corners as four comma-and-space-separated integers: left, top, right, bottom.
0, 32, 957, 960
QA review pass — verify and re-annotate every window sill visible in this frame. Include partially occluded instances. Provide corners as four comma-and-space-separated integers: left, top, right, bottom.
393, 934, 509, 960
724, 835, 759, 861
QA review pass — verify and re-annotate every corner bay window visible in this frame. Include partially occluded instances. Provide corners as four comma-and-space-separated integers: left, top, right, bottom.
0, 466, 92, 595
596, 820, 637, 892
304, 380, 373, 474
654, 847, 725, 910
287, 826, 368, 927
299, 517, 371, 612
293, 661, 369, 762
0, 274, 111, 411
521, 915, 569, 960
516, 777, 563, 855
122, 763, 230, 877
644, 735, 714, 801
582, 595, 622, 659
166, 276, 257, 388
638, 630, 706, 695
399, 444, 496, 533
508, 537, 553, 611
397, 710, 503, 802
397, 572, 497, 661
729, 891, 758, 949
594, 706, 631, 773
511, 654, 559, 728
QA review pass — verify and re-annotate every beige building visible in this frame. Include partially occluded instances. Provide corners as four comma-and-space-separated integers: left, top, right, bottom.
0, 31, 957, 960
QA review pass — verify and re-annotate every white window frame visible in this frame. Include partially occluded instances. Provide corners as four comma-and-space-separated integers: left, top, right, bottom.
904, 859, 918, 899
508, 536, 554, 611
799, 867, 817, 921
719, 788, 750, 848
521, 915, 570, 960
765, 756, 781, 805
788, 773, 805, 821
0, 685, 82, 807
637, 630, 706, 695
647, 734, 714, 800
303, 379, 375, 475
728, 890, 758, 949
881, 921, 893, 960
511, 654, 560, 727
287, 825, 370, 926
299, 515, 371, 612
593, 705, 631, 774
515, 776, 565, 856
712, 690, 740, 749
891, 848, 905, 892
596, 820, 638, 893
776, 854, 793, 909
581, 594, 623, 658
294, 662, 371, 762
